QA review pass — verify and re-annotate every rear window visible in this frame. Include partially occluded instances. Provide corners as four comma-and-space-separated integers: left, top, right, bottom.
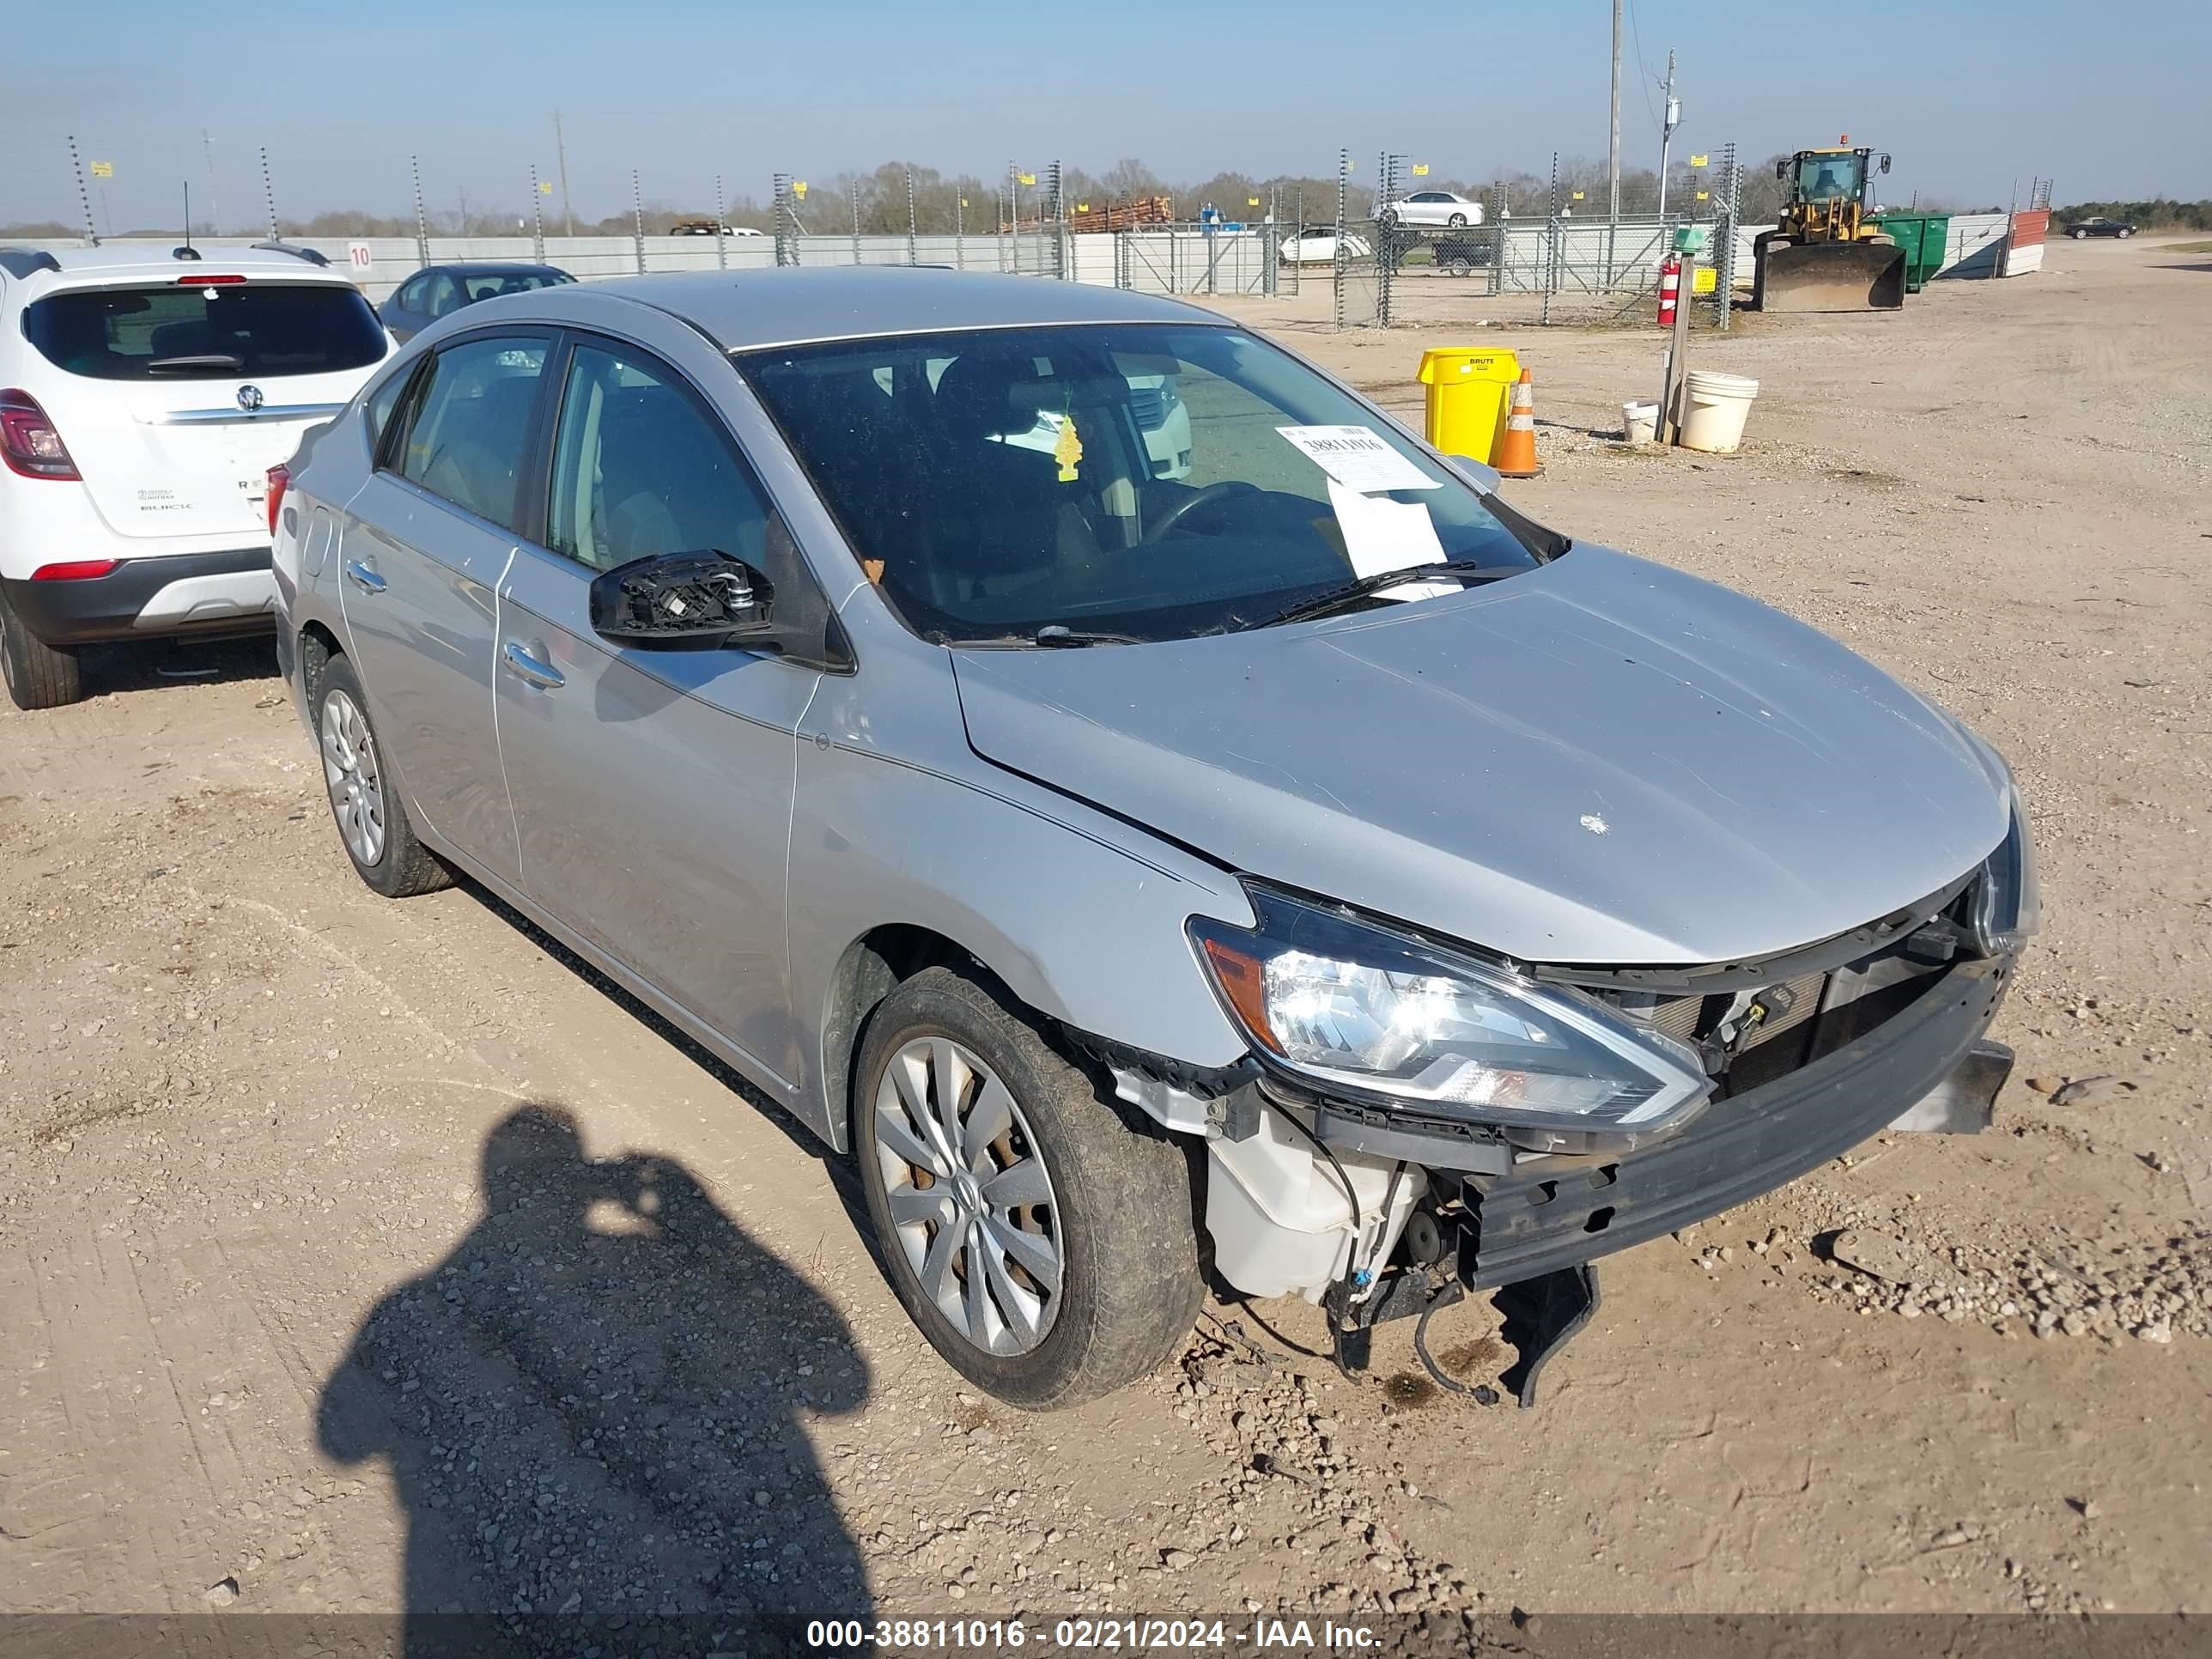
23, 283, 389, 381
459, 270, 572, 302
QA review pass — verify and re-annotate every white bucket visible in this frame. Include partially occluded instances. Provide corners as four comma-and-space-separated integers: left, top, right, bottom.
1677, 369, 1760, 454
1621, 400, 1660, 445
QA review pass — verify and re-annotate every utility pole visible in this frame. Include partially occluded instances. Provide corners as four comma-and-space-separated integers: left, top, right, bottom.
1607, 0, 1623, 224
553, 109, 575, 237
1656, 51, 1680, 219
200, 131, 222, 236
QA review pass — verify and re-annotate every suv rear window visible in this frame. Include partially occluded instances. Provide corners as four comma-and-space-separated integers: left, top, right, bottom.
23, 283, 388, 381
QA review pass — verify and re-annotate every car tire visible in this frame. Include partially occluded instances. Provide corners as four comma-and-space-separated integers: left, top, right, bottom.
1447, 212, 1468, 228
0, 589, 83, 710
854, 964, 1201, 1410
1378, 210, 1398, 228
2072, 228, 2088, 240
2118, 228, 2132, 239
311, 650, 452, 899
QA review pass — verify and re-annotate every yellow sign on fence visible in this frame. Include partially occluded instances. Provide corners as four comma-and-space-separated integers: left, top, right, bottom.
1018, 173, 1036, 186
793, 180, 807, 198
1689, 154, 1708, 168
1571, 190, 1585, 201
1247, 197, 1260, 207
89, 161, 113, 179
1412, 163, 1430, 176
538, 180, 553, 194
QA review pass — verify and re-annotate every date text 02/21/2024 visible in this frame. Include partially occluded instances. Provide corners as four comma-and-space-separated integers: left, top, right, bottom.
804, 1617, 1381, 1650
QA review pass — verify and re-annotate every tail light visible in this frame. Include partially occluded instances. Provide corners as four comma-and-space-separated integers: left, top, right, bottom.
266, 463, 291, 536
31, 559, 118, 580
0, 388, 80, 481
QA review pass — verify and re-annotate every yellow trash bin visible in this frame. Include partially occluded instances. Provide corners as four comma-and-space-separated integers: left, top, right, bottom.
1415, 347, 1522, 464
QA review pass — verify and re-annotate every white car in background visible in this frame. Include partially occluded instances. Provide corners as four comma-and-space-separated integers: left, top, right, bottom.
1380, 190, 1486, 229
0, 242, 392, 708
1278, 228, 1374, 265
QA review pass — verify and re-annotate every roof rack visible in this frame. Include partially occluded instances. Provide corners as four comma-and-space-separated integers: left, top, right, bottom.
0, 248, 64, 279
252, 240, 331, 267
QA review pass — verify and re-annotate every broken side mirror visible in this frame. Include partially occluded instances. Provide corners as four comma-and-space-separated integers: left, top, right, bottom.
588, 549, 777, 649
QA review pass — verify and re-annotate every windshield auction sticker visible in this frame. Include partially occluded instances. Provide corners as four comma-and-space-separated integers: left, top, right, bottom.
1277, 424, 1442, 493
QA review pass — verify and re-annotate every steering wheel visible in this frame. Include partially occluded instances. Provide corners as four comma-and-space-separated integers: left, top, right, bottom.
1143, 480, 1258, 544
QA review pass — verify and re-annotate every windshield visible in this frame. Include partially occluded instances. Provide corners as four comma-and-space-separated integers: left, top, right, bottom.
1795, 152, 1865, 203
24, 283, 389, 381
738, 323, 1540, 642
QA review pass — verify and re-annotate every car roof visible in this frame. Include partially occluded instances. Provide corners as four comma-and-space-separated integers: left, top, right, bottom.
0, 241, 352, 301
513, 267, 1226, 351
415, 262, 571, 278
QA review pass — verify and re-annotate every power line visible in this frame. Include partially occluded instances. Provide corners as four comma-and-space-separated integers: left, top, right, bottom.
1626, 0, 1662, 139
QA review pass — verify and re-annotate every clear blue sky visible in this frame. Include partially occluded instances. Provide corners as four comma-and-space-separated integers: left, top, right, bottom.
9, 0, 2209, 228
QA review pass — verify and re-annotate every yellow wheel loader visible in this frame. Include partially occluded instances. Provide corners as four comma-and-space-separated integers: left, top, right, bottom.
1752, 144, 1906, 312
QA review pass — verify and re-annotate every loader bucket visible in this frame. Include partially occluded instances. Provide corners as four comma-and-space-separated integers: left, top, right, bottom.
1753, 240, 1907, 312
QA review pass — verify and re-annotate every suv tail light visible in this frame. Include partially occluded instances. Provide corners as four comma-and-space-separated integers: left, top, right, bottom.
31, 559, 119, 581
0, 388, 80, 481
266, 463, 291, 535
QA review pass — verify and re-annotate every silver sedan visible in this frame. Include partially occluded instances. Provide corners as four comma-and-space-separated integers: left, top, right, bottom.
272, 270, 2035, 1408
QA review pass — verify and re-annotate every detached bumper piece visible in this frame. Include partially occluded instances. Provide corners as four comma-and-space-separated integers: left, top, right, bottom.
1458, 955, 2012, 1291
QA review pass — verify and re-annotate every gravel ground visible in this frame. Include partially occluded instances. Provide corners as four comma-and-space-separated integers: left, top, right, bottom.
3, 235, 2207, 1628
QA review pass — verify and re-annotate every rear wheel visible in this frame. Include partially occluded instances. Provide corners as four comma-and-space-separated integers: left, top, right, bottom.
0, 590, 83, 710
854, 965, 1200, 1410
2072, 228, 2088, 240
313, 652, 451, 898
1447, 212, 1468, 228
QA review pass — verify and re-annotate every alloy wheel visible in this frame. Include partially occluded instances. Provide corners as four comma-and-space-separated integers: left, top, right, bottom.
872, 1036, 1062, 1356
319, 688, 387, 867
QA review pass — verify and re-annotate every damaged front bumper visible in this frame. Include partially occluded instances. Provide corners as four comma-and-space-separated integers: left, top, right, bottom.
1449, 953, 2014, 1291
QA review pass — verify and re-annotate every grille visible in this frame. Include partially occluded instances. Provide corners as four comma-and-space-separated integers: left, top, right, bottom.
1126, 385, 1169, 430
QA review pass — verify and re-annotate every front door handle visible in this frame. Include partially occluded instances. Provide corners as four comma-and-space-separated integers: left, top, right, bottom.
501, 640, 565, 690
343, 558, 387, 595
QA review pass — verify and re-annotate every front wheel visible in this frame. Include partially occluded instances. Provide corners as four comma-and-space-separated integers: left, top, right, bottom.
2072, 228, 2088, 240
1447, 212, 1468, 228
2118, 228, 2133, 238
0, 589, 83, 709
854, 965, 1200, 1410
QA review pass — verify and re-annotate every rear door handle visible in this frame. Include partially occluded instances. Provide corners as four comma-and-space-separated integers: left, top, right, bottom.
343, 558, 387, 595
501, 640, 565, 690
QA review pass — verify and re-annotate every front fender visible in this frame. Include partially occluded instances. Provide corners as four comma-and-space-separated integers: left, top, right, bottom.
787, 738, 1256, 1151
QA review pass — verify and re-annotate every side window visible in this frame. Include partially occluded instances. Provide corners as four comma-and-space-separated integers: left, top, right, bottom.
390, 336, 549, 530
422, 272, 462, 319
363, 362, 415, 452
545, 342, 773, 574
393, 275, 426, 312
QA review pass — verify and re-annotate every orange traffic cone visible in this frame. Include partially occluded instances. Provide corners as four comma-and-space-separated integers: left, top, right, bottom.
1494, 368, 1540, 478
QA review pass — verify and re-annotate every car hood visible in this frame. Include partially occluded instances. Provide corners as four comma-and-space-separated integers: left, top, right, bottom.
949, 545, 2010, 965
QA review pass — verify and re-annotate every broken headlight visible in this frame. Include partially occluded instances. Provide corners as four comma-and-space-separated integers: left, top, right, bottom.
1189, 889, 1711, 1133
1969, 792, 2040, 957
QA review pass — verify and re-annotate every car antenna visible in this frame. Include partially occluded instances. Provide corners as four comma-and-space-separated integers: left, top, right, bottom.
174, 182, 201, 262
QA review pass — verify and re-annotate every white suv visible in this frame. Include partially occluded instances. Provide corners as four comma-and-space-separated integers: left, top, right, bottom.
0, 242, 392, 708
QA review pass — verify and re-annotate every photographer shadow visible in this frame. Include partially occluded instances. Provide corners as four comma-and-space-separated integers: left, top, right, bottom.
317, 1104, 870, 1653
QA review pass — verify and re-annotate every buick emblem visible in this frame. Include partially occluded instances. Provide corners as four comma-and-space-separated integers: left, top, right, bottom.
236, 384, 264, 413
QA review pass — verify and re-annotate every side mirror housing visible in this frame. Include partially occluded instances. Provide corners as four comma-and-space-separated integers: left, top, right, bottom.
588, 550, 777, 649
1776, 159, 1790, 180
1449, 453, 1504, 493
1880, 154, 1893, 174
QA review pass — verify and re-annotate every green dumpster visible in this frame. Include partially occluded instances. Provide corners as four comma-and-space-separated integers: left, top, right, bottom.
1871, 213, 1951, 294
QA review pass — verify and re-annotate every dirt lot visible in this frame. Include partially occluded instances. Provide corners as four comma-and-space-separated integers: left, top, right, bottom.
3, 236, 2208, 1629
